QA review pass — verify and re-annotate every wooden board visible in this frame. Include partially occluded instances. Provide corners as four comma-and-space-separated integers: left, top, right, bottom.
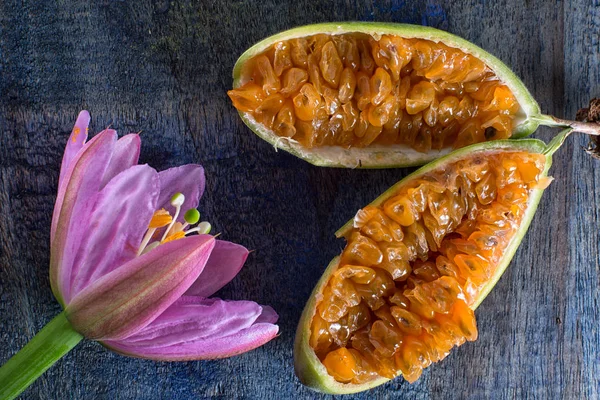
0, 0, 598, 398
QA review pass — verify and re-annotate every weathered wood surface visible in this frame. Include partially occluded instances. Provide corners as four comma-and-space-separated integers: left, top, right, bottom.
0, 1, 598, 399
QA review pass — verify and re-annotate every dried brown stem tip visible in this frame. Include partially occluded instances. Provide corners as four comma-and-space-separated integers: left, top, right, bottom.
575, 97, 600, 160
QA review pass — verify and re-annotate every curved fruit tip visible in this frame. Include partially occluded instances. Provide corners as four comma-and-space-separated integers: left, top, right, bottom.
294, 257, 391, 394
543, 128, 572, 157
231, 22, 543, 168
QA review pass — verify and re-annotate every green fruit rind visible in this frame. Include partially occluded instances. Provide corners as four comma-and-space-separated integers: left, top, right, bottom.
294, 136, 559, 394
232, 22, 542, 168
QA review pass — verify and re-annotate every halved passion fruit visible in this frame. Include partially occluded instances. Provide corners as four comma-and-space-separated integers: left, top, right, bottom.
293, 131, 570, 394
228, 22, 576, 168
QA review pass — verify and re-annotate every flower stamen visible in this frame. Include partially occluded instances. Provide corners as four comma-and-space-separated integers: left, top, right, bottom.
149, 209, 173, 228
184, 221, 212, 236
137, 209, 173, 256
136, 196, 213, 257
161, 193, 185, 242
166, 222, 185, 237
182, 209, 200, 231
162, 231, 186, 244
140, 241, 160, 255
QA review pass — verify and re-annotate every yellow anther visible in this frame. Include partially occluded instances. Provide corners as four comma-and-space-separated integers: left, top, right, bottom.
161, 231, 186, 244
149, 209, 173, 229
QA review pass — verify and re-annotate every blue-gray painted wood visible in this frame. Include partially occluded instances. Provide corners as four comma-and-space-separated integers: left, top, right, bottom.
0, 1, 598, 399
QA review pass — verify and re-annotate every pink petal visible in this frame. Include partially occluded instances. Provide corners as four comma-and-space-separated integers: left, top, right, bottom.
157, 165, 205, 221
254, 305, 279, 324
53, 111, 92, 241
65, 235, 216, 340
58, 110, 90, 190
113, 297, 263, 345
101, 134, 141, 188
52, 129, 118, 243
67, 164, 160, 303
50, 130, 117, 306
185, 240, 249, 297
102, 296, 279, 361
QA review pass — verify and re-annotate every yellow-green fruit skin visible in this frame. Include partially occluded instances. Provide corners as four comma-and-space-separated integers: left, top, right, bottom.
232, 22, 543, 168
293, 137, 555, 394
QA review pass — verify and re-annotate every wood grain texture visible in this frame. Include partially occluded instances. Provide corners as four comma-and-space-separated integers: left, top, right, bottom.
0, 0, 598, 399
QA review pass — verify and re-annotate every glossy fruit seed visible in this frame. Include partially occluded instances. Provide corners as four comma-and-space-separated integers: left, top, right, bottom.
229, 23, 563, 168
294, 132, 568, 394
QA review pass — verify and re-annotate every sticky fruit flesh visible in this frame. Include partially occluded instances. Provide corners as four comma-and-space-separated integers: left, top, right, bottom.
228, 33, 520, 153
309, 150, 548, 384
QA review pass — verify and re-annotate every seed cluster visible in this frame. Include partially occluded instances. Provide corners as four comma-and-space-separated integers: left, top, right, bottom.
310, 151, 547, 384
228, 33, 520, 153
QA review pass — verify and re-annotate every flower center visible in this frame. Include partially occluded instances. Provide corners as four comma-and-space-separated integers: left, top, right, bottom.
136, 192, 212, 256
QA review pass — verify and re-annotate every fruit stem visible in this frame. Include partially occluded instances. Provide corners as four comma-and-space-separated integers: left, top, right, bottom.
543, 129, 573, 156
535, 114, 600, 136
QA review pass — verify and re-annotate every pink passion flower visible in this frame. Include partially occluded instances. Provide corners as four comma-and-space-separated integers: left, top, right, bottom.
0, 111, 278, 399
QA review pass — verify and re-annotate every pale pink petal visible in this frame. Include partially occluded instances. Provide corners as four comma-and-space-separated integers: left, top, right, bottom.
67, 164, 160, 303
59, 110, 90, 190
185, 240, 249, 297
65, 235, 216, 340
157, 165, 205, 222
101, 134, 141, 188
102, 296, 279, 360
50, 130, 116, 307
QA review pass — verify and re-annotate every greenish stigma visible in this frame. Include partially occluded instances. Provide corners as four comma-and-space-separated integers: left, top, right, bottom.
184, 209, 201, 225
